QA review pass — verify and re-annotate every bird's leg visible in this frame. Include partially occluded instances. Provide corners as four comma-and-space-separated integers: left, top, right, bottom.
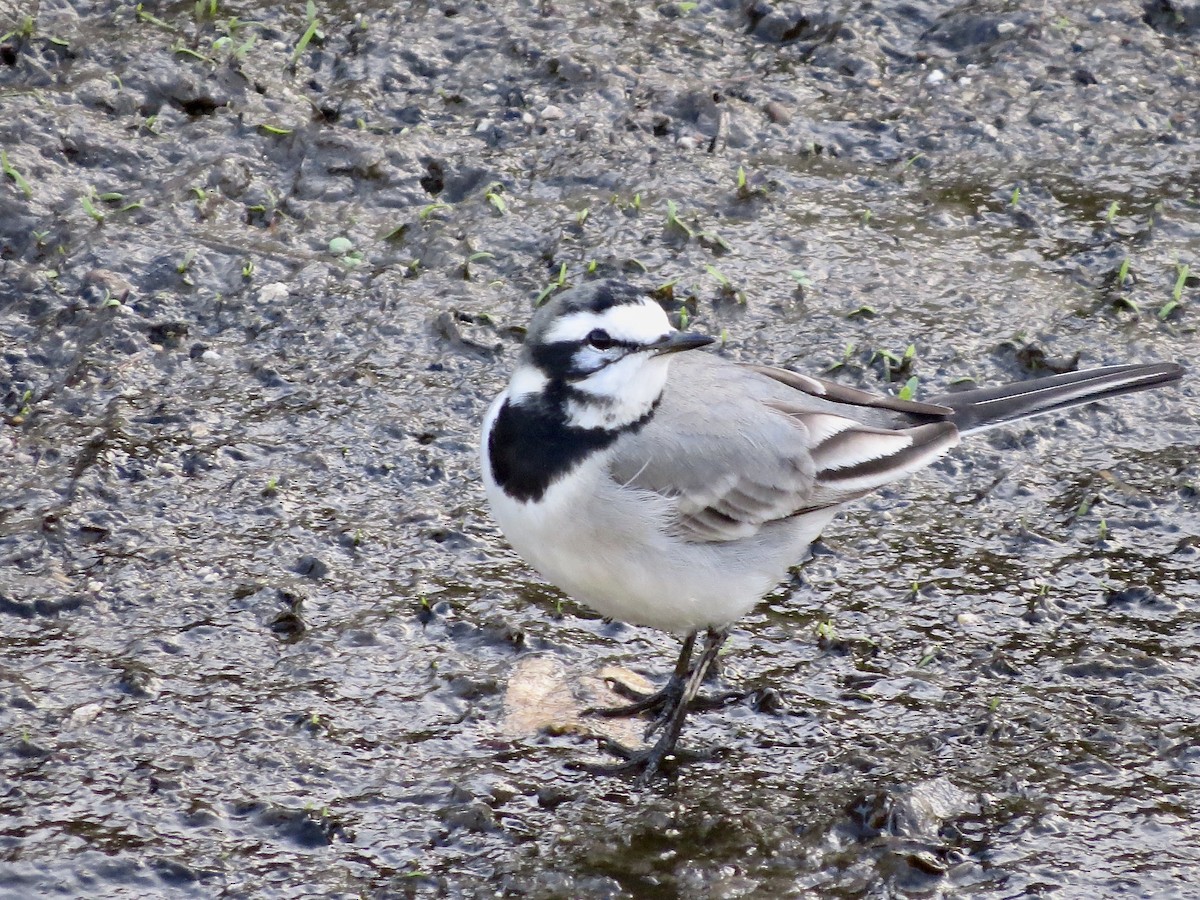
585, 631, 696, 718
579, 627, 732, 783
586, 630, 744, 718
642, 627, 730, 742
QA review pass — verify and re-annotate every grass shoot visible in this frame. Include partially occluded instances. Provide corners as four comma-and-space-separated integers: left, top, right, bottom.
291, 1, 320, 65
1, 151, 31, 198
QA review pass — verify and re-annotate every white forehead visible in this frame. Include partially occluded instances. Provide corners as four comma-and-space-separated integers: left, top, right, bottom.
543, 299, 670, 344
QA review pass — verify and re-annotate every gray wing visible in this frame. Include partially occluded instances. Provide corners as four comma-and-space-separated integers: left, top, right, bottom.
608, 355, 960, 542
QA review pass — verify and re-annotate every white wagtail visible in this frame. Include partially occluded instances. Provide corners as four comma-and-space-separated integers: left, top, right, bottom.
480, 280, 1183, 781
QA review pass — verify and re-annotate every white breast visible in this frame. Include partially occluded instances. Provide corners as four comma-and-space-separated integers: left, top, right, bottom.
480, 394, 835, 633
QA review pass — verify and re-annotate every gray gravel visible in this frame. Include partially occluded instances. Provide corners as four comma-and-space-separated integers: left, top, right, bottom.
1, 0, 1198, 896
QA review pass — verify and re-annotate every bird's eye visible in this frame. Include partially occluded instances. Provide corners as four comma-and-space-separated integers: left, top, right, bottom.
586, 329, 615, 350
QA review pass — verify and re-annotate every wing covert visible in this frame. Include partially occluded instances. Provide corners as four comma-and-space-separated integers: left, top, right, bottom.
608, 356, 960, 543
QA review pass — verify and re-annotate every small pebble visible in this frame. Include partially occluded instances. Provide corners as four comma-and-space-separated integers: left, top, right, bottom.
540, 104, 565, 120
926, 69, 945, 85
764, 100, 791, 124
257, 282, 289, 305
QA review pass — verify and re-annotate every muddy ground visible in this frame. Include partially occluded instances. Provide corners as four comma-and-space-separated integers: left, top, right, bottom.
1, 0, 1199, 897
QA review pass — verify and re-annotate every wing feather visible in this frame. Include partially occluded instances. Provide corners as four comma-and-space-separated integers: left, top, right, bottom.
608, 355, 959, 543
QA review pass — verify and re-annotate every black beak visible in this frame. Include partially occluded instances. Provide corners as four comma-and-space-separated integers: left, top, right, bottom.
649, 331, 716, 355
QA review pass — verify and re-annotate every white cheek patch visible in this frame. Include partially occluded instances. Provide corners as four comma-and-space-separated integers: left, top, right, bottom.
566, 354, 671, 427
543, 300, 670, 345
506, 364, 550, 400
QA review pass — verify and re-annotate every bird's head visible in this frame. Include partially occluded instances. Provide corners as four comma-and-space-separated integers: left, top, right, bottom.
509, 281, 714, 430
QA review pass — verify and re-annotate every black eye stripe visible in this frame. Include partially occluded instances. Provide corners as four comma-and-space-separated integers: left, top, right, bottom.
528, 333, 644, 380
587, 339, 638, 351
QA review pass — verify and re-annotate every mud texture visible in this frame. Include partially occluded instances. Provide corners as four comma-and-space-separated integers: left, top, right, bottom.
2, 0, 1199, 897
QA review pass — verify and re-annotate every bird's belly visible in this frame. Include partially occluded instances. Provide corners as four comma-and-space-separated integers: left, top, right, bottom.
485, 462, 833, 633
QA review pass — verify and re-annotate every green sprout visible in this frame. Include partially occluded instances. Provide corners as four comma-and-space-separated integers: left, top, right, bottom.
171, 40, 213, 63
328, 236, 363, 268
1173, 263, 1190, 302
291, 1, 321, 65
1, 151, 32, 198
135, 4, 175, 30
418, 201, 450, 221
706, 264, 730, 288
665, 199, 694, 238
0, 15, 35, 42
870, 344, 915, 381
177, 249, 197, 285
1161, 262, 1190, 319
827, 341, 857, 372
734, 165, 766, 200
535, 262, 569, 305
789, 269, 813, 290
80, 187, 105, 223
484, 182, 507, 214
698, 230, 732, 253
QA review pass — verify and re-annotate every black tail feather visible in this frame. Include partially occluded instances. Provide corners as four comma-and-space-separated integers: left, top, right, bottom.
927, 363, 1185, 435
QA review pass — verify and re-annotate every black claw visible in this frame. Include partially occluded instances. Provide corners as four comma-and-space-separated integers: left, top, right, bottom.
569, 736, 710, 783
583, 677, 683, 719
573, 627, 733, 783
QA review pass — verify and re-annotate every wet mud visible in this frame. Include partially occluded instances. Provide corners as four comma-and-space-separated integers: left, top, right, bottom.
2, 0, 1199, 896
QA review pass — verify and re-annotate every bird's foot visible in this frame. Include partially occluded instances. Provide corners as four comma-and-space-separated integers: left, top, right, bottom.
584, 676, 743, 720
574, 628, 732, 783
571, 735, 711, 785
584, 675, 683, 718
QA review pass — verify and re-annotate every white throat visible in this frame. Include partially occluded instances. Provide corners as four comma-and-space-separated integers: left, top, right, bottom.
565, 352, 671, 430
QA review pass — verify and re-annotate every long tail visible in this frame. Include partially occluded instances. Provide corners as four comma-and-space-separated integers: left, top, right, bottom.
927, 363, 1185, 435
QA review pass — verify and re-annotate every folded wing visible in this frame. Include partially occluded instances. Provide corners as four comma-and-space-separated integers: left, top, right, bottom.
609, 356, 959, 543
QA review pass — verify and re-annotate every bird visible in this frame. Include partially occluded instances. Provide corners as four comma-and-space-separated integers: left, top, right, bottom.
479, 279, 1184, 782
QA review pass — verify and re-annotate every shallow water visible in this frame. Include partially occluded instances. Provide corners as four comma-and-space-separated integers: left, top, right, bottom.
2, 1, 1198, 896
